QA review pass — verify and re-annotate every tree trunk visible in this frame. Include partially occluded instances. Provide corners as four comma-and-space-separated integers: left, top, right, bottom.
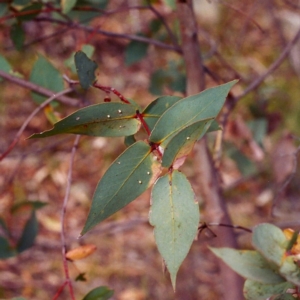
176, 1, 244, 299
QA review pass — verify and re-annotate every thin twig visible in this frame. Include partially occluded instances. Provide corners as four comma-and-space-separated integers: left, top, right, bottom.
207, 222, 252, 233
0, 88, 73, 162
0, 70, 78, 107
147, 1, 179, 48
272, 145, 300, 216
219, 0, 264, 33
52, 281, 68, 300
16, 26, 73, 49
92, 82, 130, 104
0, 136, 73, 192
59, 135, 80, 300
237, 27, 300, 100
34, 17, 182, 53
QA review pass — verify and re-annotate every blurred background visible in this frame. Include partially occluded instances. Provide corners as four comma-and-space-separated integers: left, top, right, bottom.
0, 0, 300, 299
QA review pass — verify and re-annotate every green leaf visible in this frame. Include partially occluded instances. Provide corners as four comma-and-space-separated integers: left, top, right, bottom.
149, 70, 167, 95
0, 237, 16, 259
17, 3, 43, 22
149, 171, 200, 290
252, 223, 288, 266
247, 118, 267, 147
210, 248, 285, 284
0, 217, 9, 235
273, 294, 297, 300
149, 80, 238, 145
16, 210, 38, 253
286, 230, 299, 252
65, 44, 95, 74
163, 0, 176, 9
0, 54, 12, 82
125, 39, 149, 66
11, 200, 47, 213
206, 119, 221, 133
10, 23, 25, 51
228, 146, 257, 176
81, 141, 161, 235
243, 280, 294, 300
29, 103, 141, 138
13, 0, 31, 5
30, 55, 64, 104
124, 135, 136, 147
61, 0, 77, 14
0, 3, 9, 17
75, 50, 98, 89
149, 65, 186, 95
161, 119, 214, 168
82, 286, 114, 300
127, 98, 141, 110
66, 0, 108, 22
279, 256, 300, 286
75, 272, 86, 282
142, 96, 182, 131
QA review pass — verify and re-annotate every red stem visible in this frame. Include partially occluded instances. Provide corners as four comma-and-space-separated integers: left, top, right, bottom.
135, 110, 151, 136
93, 83, 130, 104
52, 281, 68, 300
58, 136, 80, 300
0, 7, 59, 23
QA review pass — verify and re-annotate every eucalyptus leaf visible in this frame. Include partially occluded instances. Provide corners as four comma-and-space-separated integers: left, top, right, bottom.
29, 103, 141, 138
124, 135, 136, 147
125, 39, 149, 66
161, 118, 214, 168
75, 50, 97, 89
17, 3, 43, 22
10, 23, 25, 51
0, 237, 16, 259
17, 210, 38, 253
279, 256, 300, 286
82, 286, 114, 300
0, 3, 8, 17
81, 141, 161, 235
163, 0, 176, 9
210, 248, 285, 284
149, 171, 199, 290
149, 80, 237, 145
243, 279, 294, 300
0, 55, 12, 82
30, 55, 64, 104
11, 200, 47, 213
273, 294, 297, 300
65, 44, 95, 74
61, 0, 77, 14
142, 96, 182, 131
252, 223, 288, 266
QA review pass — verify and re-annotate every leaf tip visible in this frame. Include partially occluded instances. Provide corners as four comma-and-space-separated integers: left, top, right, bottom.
170, 272, 177, 292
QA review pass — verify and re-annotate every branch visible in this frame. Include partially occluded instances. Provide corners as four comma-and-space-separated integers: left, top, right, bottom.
0, 70, 79, 107
57, 135, 80, 300
34, 17, 182, 53
147, 1, 179, 48
0, 88, 73, 162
